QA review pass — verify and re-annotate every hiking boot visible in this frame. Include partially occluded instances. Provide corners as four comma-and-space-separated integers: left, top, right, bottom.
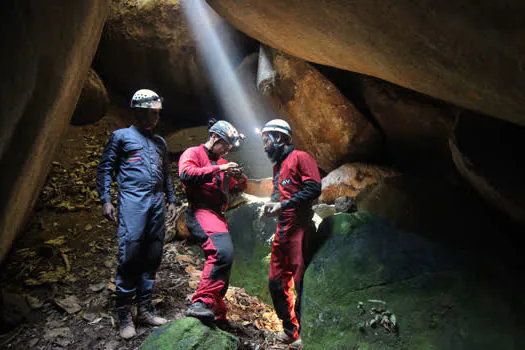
117, 306, 136, 340
184, 301, 215, 319
274, 331, 298, 344
290, 337, 302, 349
137, 303, 168, 326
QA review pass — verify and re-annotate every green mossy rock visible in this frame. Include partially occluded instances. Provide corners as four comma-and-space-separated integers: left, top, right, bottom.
227, 199, 277, 304
140, 317, 239, 350
302, 212, 524, 349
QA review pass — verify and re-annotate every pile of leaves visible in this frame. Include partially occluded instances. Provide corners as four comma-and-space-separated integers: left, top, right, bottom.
164, 242, 283, 333
36, 134, 108, 212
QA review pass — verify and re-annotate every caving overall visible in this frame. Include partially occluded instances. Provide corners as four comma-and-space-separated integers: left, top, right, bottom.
269, 145, 321, 339
96, 125, 177, 309
178, 144, 246, 321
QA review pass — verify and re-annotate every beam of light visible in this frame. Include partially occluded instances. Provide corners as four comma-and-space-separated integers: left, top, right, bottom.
181, 0, 273, 177
181, 0, 259, 130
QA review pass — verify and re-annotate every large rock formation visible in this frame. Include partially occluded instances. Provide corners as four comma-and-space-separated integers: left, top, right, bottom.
449, 112, 525, 226
268, 51, 381, 171
238, 51, 381, 172
207, 0, 525, 126
95, 0, 256, 132
71, 69, 110, 126
302, 212, 525, 348
0, 1, 109, 265
361, 77, 457, 175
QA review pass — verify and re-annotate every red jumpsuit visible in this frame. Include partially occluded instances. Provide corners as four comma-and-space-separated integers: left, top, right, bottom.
178, 144, 247, 321
269, 146, 321, 339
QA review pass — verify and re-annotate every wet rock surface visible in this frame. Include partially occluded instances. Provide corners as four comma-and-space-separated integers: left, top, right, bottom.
140, 317, 239, 350
303, 212, 525, 349
226, 197, 277, 304
207, 0, 525, 126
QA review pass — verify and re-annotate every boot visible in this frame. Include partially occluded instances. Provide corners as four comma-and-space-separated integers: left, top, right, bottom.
117, 305, 136, 339
137, 302, 168, 326
290, 337, 302, 349
184, 301, 215, 320
274, 331, 298, 344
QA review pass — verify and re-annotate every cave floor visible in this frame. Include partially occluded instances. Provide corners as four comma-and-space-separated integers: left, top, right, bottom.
0, 114, 286, 350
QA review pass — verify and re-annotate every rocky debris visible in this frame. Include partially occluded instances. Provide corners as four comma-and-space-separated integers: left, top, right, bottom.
71, 69, 110, 126
43, 326, 74, 348
89, 282, 107, 293
312, 204, 337, 219
334, 196, 357, 213
207, 0, 525, 126
319, 163, 399, 204
357, 300, 398, 334
0, 0, 109, 266
55, 295, 82, 314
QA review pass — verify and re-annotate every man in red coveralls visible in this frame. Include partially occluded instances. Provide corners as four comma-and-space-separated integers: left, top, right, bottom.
179, 119, 247, 328
261, 119, 322, 347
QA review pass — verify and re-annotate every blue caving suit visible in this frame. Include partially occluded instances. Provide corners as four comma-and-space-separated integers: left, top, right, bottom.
96, 125, 177, 308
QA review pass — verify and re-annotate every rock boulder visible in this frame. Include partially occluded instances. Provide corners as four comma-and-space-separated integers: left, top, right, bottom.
207, 0, 525, 126
302, 212, 524, 348
140, 317, 239, 349
0, 0, 109, 265
71, 69, 109, 126
319, 163, 398, 204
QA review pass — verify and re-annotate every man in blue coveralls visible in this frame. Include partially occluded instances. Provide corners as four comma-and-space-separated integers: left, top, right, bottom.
96, 89, 178, 339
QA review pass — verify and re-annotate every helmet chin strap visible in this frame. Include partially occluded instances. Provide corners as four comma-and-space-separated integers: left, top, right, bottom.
266, 133, 285, 163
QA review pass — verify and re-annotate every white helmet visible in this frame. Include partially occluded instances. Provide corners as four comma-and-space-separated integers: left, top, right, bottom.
261, 119, 292, 139
130, 89, 163, 109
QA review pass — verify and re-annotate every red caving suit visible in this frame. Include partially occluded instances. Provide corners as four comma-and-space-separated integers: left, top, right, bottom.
178, 144, 247, 321
269, 145, 321, 339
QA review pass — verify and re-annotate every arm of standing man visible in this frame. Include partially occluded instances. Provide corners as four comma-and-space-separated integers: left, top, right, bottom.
96, 132, 120, 221
159, 138, 178, 219
265, 152, 321, 216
